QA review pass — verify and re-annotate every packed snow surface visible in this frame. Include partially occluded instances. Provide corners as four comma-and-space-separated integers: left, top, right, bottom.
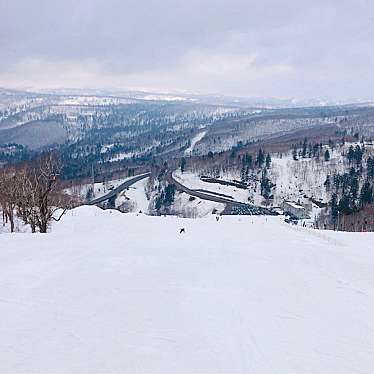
1, 206, 374, 373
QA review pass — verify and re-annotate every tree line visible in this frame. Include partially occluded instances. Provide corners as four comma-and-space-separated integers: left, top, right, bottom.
322, 144, 374, 230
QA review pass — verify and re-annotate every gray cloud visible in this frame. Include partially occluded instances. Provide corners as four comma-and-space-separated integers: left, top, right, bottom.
1, 0, 374, 101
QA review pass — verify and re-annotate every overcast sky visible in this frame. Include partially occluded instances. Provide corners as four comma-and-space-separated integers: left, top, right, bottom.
1, 0, 374, 101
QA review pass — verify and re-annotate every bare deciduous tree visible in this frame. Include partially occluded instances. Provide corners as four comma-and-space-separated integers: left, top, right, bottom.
0, 153, 77, 233
0, 169, 20, 232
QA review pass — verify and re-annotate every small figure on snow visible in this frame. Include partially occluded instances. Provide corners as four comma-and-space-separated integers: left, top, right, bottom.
179, 228, 185, 234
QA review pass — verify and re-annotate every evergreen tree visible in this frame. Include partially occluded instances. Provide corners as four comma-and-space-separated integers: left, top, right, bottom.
260, 170, 273, 199
244, 153, 253, 167
85, 186, 94, 201
368, 157, 374, 178
164, 184, 176, 205
292, 147, 298, 161
330, 193, 339, 222
312, 143, 319, 158
347, 145, 355, 164
180, 157, 186, 173
307, 144, 313, 158
338, 194, 351, 214
354, 145, 363, 167
256, 148, 265, 167
360, 180, 373, 206
302, 138, 307, 158
265, 153, 271, 169
349, 176, 359, 200
155, 184, 176, 212
324, 149, 330, 161
324, 175, 331, 191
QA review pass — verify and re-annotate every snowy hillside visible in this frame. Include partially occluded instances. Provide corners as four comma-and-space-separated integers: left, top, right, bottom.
184, 130, 207, 156
1, 206, 374, 373
171, 191, 225, 218
115, 177, 151, 213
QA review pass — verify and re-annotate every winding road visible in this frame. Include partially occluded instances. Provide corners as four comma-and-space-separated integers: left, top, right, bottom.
170, 173, 276, 215
88, 172, 151, 205
88, 170, 275, 215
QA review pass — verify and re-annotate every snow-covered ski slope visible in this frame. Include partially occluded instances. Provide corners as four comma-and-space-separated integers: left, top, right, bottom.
1, 206, 374, 373
184, 130, 207, 156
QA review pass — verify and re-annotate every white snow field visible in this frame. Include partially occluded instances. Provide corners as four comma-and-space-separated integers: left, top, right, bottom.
1, 206, 374, 373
